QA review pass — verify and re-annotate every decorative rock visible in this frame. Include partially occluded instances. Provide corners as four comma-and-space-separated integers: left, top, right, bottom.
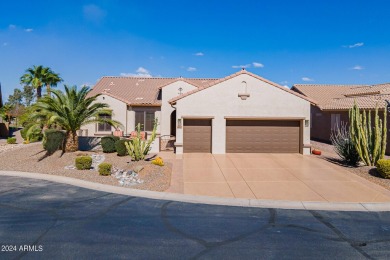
133, 165, 144, 173
90, 154, 105, 170
111, 166, 143, 186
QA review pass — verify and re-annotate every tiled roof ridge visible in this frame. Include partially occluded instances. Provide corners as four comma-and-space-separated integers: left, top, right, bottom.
157, 78, 218, 90
293, 84, 368, 87
169, 69, 317, 104
344, 91, 381, 97
321, 94, 390, 110
101, 76, 177, 80
333, 93, 390, 100
101, 76, 219, 80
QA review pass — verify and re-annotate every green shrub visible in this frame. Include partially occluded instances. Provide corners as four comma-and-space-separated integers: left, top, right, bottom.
98, 163, 112, 176
101, 136, 120, 153
115, 139, 130, 156
75, 156, 92, 170
21, 123, 43, 142
43, 129, 66, 154
7, 137, 16, 144
376, 159, 390, 179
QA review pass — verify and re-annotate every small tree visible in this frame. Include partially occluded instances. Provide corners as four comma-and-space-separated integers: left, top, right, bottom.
125, 120, 158, 161
22, 85, 35, 106
7, 88, 23, 106
349, 102, 387, 166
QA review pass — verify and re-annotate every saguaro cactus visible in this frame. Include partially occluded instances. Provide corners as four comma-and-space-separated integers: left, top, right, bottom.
349, 101, 387, 166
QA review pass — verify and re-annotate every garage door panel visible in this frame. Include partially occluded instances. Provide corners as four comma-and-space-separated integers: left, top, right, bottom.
226, 120, 300, 153
184, 119, 212, 153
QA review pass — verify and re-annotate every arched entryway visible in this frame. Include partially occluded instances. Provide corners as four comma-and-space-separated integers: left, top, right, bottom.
170, 110, 176, 136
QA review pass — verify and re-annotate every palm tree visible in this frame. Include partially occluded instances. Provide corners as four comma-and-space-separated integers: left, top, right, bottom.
33, 85, 121, 152
20, 65, 63, 99
44, 69, 62, 96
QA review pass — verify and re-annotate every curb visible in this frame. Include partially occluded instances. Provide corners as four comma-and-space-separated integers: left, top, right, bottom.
1, 170, 390, 212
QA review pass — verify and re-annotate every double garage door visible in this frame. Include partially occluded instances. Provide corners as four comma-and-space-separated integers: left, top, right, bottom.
183, 119, 300, 153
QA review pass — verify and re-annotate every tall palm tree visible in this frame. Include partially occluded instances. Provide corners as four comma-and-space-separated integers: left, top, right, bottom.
20, 65, 62, 99
44, 69, 62, 96
33, 85, 121, 152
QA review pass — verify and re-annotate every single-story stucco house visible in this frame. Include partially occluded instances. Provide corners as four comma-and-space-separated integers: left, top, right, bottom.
85, 69, 315, 155
292, 83, 390, 153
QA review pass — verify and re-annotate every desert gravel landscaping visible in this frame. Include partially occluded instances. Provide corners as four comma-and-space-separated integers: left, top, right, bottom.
0, 142, 172, 192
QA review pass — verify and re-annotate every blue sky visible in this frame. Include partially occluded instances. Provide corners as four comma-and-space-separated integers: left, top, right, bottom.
1, 0, 390, 100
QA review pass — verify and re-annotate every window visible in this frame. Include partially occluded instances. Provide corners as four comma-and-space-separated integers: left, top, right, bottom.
135, 111, 155, 131
331, 114, 340, 130
98, 114, 112, 132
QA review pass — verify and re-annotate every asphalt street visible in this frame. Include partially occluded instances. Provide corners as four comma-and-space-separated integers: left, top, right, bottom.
0, 175, 389, 259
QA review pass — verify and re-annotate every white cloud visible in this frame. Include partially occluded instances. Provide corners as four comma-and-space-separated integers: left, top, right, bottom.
136, 67, 149, 74
2, 42, 8, 46
187, 67, 197, 72
120, 67, 152, 77
232, 64, 251, 69
194, 52, 204, 56
351, 65, 364, 70
81, 82, 93, 87
280, 80, 288, 84
83, 4, 106, 22
302, 77, 314, 82
252, 62, 264, 68
283, 85, 290, 88
24, 28, 33, 32
344, 42, 364, 48
8, 24, 16, 30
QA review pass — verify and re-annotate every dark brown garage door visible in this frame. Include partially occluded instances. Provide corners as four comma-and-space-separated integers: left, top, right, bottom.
184, 119, 212, 153
226, 120, 300, 153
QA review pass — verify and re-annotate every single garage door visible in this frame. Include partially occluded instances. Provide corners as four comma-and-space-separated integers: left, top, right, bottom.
226, 120, 300, 153
184, 119, 212, 153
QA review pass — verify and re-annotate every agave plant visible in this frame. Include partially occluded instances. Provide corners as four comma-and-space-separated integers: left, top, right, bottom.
125, 120, 158, 161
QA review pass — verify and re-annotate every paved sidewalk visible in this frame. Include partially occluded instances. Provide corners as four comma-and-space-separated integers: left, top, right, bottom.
168, 153, 390, 203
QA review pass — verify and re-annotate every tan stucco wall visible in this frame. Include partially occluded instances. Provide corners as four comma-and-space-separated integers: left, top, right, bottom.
174, 74, 311, 154
160, 81, 197, 137
83, 94, 127, 136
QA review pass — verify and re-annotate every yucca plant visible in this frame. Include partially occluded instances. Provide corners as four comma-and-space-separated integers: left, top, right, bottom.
330, 122, 360, 165
125, 120, 158, 161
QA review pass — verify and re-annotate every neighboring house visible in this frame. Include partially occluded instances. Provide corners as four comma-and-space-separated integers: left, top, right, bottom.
292, 83, 390, 152
85, 69, 314, 154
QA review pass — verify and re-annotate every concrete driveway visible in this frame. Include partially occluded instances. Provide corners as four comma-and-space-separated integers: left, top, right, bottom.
171, 153, 390, 203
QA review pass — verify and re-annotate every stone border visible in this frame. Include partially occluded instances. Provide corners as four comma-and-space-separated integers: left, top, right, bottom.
1, 170, 390, 212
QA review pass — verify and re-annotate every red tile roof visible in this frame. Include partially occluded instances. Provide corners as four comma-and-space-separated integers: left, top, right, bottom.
293, 83, 390, 110
88, 76, 218, 106
168, 69, 317, 104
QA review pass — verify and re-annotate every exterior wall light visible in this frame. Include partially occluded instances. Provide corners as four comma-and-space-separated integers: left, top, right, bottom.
305, 120, 310, 127
177, 118, 182, 128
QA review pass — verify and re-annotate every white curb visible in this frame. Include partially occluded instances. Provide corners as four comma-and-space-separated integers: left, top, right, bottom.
1, 170, 390, 212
